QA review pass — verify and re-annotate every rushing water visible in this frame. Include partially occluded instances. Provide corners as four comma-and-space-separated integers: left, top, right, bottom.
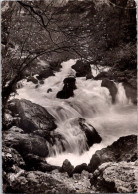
16, 59, 137, 166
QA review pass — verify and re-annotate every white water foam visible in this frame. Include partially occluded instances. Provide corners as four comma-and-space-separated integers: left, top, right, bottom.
15, 59, 137, 166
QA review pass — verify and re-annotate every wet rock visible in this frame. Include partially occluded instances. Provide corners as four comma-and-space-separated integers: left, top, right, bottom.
60, 159, 74, 177
47, 88, 52, 93
3, 170, 75, 194
95, 71, 111, 80
101, 78, 117, 103
86, 73, 94, 80
27, 76, 38, 84
90, 161, 138, 193
78, 118, 102, 147
8, 99, 57, 133
88, 135, 137, 173
4, 127, 49, 158
123, 82, 137, 104
23, 154, 60, 172
72, 163, 88, 174
56, 77, 77, 99
2, 145, 25, 173
72, 60, 92, 78
39, 80, 44, 85
36, 68, 54, 80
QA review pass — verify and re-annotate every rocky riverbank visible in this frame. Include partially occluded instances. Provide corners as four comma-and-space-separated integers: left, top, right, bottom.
3, 57, 137, 193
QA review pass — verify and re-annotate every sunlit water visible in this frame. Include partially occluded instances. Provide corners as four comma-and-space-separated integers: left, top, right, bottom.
15, 59, 137, 166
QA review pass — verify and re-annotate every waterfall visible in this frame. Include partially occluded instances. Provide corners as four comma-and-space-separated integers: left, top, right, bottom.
16, 59, 137, 166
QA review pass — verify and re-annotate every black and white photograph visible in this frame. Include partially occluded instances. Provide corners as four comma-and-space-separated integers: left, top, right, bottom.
1, 0, 137, 193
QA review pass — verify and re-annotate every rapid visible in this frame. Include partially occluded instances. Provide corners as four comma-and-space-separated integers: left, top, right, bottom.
15, 59, 137, 166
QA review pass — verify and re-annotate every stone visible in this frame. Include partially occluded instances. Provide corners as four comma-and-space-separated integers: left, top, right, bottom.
60, 159, 74, 177
2, 145, 25, 173
23, 154, 60, 172
123, 82, 137, 104
101, 78, 117, 103
88, 135, 137, 173
90, 161, 138, 193
95, 71, 111, 80
56, 77, 77, 99
72, 60, 92, 78
3, 170, 75, 194
3, 127, 49, 158
47, 88, 52, 93
27, 76, 38, 84
36, 68, 54, 80
72, 163, 88, 174
8, 99, 57, 133
78, 118, 102, 147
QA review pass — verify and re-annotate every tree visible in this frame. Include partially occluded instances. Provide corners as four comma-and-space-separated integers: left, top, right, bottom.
2, 0, 85, 128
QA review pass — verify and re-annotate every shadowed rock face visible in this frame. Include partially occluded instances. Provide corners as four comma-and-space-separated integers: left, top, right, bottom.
90, 161, 138, 193
8, 99, 57, 133
72, 60, 92, 78
56, 77, 77, 99
123, 82, 137, 104
78, 118, 102, 147
3, 127, 49, 158
60, 159, 74, 177
95, 72, 112, 80
101, 78, 117, 103
88, 135, 137, 173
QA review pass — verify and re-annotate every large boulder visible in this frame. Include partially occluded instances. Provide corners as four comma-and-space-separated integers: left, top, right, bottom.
78, 118, 102, 147
56, 77, 77, 99
123, 82, 137, 104
90, 161, 138, 193
3, 170, 75, 194
3, 127, 49, 158
72, 60, 92, 78
8, 99, 57, 133
88, 135, 137, 173
101, 78, 117, 103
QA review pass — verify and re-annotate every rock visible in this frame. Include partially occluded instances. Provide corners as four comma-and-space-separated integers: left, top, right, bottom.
2, 145, 25, 173
101, 78, 117, 103
72, 60, 92, 78
86, 73, 94, 80
60, 159, 74, 177
8, 99, 57, 133
23, 154, 60, 172
123, 82, 137, 104
27, 76, 38, 84
95, 71, 111, 80
39, 80, 44, 85
3, 127, 49, 158
3, 170, 75, 194
47, 88, 52, 93
88, 135, 137, 173
36, 68, 54, 80
72, 163, 88, 174
90, 161, 138, 193
78, 118, 102, 147
56, 77, 77, 99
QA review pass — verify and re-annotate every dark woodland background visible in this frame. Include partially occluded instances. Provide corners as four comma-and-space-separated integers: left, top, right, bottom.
2, 0, 137, 193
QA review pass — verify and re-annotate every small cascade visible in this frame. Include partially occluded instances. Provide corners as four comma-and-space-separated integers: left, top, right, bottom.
116, 83, 131, 105
16, 59, 137, 166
